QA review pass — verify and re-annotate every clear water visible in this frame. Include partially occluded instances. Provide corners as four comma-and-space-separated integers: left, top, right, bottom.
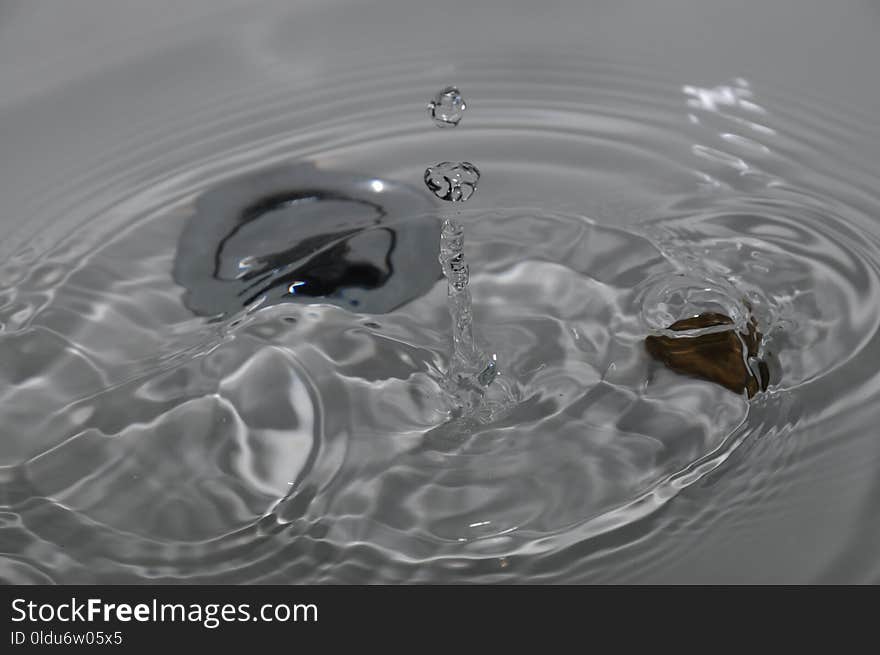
2, 4, 880, 583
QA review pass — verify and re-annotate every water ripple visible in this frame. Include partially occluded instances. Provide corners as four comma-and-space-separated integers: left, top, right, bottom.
1, 52, 879, 582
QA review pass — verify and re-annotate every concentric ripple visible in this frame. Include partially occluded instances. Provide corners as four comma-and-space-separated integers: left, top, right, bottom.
2, 51, 880, 582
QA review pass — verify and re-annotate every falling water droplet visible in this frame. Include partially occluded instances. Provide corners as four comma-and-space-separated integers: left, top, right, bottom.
424, 161, 480, 202
427, 86, 466, 127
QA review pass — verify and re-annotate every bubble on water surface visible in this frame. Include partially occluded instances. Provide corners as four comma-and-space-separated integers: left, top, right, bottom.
424, 161, 480, 202
427, 86, 466, 127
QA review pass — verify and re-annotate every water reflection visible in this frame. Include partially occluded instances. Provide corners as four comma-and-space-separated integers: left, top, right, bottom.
173, 163, 441, 317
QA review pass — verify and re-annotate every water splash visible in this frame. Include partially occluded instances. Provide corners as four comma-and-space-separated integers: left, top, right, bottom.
437, 218, 501, 414
422, 90, 512, 421
427, 86, 467, 127
3, 53, 880, 581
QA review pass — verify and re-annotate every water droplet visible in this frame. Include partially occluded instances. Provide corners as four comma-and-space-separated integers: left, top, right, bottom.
424, 162, 480, 202
427, 86, 466, 127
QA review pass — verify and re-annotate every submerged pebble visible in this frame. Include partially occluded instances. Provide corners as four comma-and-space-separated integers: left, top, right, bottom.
644, 312, 771, 398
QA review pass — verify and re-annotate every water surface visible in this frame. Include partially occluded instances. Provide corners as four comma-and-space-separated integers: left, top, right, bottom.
1, 11, 880, 583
